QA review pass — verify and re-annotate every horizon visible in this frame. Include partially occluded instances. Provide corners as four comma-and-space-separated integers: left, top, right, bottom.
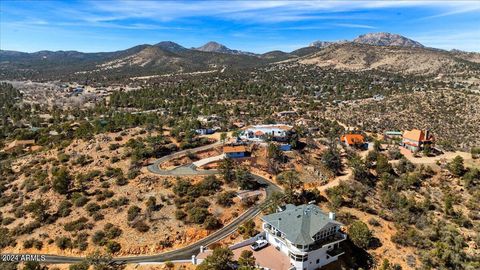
1, 0, 480, 53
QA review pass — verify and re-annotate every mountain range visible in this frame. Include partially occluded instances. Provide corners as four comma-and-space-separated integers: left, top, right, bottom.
309, 32, 423, 48
1, 32, 479, 81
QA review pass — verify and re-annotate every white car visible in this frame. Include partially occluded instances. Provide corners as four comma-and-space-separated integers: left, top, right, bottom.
250, 239, 268, 251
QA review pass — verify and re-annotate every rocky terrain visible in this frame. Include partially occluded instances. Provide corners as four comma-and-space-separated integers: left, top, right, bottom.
298, 42, 480, 76
353, 32, 424, 47
310, 32, 423, 48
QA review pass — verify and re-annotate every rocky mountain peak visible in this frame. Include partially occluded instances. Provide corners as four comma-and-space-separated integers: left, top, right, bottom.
353, 32, 424, 47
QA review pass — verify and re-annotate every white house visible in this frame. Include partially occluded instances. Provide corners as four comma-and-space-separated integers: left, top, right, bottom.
261, 204, 346, 270
239, 124, 293, 142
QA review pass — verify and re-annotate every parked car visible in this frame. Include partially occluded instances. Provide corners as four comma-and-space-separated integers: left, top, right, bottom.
250, 239, 268, 251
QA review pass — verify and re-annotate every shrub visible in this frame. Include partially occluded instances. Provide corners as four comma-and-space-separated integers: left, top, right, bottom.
92, 213, 104, 221
204, 216, 221, 230
0, 227, 16, 248
74, 155, 93, 166
57, 200, 73, 217
57, 153, 70, 163
238, 220, 257, 239
12, 221, 41, 236
133, 221, 150, 232
85, 203, 101, 215
109, 143, 120, 151
73, 196, 89, 207
64, 217, 90, 232
92, 231, 107, 246
197, 175, 222, 196
348, 221, 372, 249
217, 191, 236, 207
188, 207, 210, 224
69, 261, 89, 270
2, 217, 15, 226
127, 168, 140, 179
175, 210, 187, 221
115, 176, 128, 186
104, 223, 122, 239
23, 239, 43, 250
55, 236, 72, 250
73, 233, 89, 251
146, 196, 157, 212
127, 206, 141, 222
194, 198, 211, 209
52, 168, 72, 194
106, 241, 121, 253
25, 199, 50, 223
447, 156, 465, 177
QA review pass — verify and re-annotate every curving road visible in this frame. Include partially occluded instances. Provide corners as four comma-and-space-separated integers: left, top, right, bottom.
36, 141, 281, 265
147, 141, 223, 176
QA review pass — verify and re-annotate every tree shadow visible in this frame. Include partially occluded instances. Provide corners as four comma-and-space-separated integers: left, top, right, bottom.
339, 239, 376, 270
368, 237, 383, 250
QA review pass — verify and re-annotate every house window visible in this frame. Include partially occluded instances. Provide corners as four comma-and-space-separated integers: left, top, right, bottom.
289, 252, 308, 262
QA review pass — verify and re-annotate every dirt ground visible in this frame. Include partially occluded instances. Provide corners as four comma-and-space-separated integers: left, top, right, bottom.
399, 147, 480, 169
1, 128, 246, 257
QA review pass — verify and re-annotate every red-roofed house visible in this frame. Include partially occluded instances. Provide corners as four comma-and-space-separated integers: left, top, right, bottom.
340, 134, 367, 149
402, 129, 434, 152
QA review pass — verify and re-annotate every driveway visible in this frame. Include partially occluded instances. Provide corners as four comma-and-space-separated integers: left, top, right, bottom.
147, 141, 223, 176
36, 141, 281, 264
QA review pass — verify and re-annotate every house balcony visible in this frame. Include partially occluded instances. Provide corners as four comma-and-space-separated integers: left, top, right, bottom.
307, 232, 347, 252
326, 246, 345, 258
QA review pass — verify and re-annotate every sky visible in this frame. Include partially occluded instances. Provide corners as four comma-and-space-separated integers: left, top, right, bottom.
1, 0, 479, 53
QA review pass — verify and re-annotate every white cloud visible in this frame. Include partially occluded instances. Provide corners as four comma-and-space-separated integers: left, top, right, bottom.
86, 0, 480, 23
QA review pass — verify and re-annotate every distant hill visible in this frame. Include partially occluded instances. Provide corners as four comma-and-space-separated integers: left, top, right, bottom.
195, 41, 256, 56
260, 50, 293, 61
309, 40, 348, 48
295, 43, 479, 76
0, 44, 268, 81
1, 32, 478, 81
290, 46, 323, 57
353, 32, 424, 48
309, 32, 424, 50
154, 41, 188, 53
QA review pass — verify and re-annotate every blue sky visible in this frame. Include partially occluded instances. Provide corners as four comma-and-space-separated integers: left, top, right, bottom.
1, 0, 479, 53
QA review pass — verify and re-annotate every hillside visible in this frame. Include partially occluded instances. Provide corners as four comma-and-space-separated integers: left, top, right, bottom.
353, 32, 424, 47
0, 45, 267, 81
195, 41, 255, 56
297, 43, 480, 76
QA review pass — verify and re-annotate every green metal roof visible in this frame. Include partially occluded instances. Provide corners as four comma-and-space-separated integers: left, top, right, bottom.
261, 204, 342, 245
384, 131, 403, 135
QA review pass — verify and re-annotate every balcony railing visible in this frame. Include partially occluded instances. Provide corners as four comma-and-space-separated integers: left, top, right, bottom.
308, 232, 346, 251
326, 246, 345, 257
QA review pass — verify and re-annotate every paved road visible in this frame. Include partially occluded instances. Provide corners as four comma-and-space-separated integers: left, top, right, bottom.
147, 141, 223, 176
36, 142, 281, 265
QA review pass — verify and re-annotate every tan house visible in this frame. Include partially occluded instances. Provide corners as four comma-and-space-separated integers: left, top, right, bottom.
402, 129, 434, 152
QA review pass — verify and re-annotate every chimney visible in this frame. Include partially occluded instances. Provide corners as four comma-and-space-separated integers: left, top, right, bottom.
329, 212, 336, 220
